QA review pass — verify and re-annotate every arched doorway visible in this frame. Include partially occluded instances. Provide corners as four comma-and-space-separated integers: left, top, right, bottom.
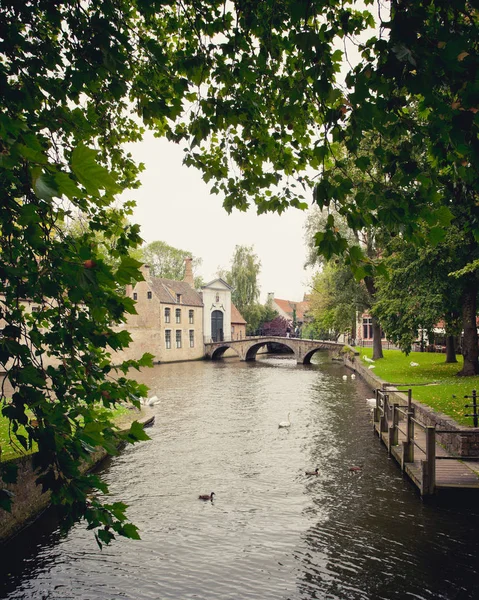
211, 310, 224, 342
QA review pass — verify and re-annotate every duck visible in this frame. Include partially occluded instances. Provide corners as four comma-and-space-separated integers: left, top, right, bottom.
349, 465, 363, 473
278, 413, 291, 428
199, 492, 215, 501
305, 467, 319, 476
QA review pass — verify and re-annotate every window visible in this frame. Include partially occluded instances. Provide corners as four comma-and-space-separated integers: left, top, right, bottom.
363, 317, 373, 340
165, 330, 171, 349
31, 306, 40, 313
176, 330, 182, 348
133, 292, 137, 300
175, 308, 181, 323
164, 307, 170, 323
147, 291, 152, 299
189, 330, 194, 348
176, 293, 181, 303
189, 309, 194, 324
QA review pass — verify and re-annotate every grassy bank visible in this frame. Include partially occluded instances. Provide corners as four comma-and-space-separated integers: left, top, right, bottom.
358, 348, 479, 427
0, 404, 131, 463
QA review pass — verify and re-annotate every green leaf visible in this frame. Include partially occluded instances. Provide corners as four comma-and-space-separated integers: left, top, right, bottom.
121, 522, 141, 540
115, 255, 143, 285
71, 144, 121, 197
428, 226, 446, 246
125, 420, 151, 443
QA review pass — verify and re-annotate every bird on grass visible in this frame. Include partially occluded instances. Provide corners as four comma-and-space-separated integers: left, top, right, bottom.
278, 413, 291, 428
199, 492, 215, 501
305, 468, 319, 476
363, 356, 375, 363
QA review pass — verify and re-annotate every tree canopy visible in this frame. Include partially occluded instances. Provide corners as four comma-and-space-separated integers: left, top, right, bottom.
140, 240, 203, 286
219, 245, 261, 313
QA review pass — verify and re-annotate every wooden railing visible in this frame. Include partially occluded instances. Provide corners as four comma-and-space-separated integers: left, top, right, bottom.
374, 388, 436, 495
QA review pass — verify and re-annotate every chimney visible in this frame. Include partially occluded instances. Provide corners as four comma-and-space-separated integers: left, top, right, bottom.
140, 264, 151, 282
183, 257, 194, 287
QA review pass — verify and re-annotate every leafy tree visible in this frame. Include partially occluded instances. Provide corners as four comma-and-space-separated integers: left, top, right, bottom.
374, 230, 465, 362
0, 0, 160, 544
305, 204, 384, 357
219, 245, 261, 314
242, 302, 278, 335
262, 316, 291, 337
61, 208, 144, 269
140, 241, 203, 287
309, 262, 369, 342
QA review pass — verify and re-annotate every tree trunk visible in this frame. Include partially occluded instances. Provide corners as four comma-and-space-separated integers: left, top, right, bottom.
371, 315, 384, 360
457, 282, 479, 376
445, 335, 457, 363
364, 275, 383, 360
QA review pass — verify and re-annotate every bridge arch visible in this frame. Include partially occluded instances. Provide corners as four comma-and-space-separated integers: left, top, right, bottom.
210, 344, 241, 360
303, 347, 329, 364
244, 340, 296, 362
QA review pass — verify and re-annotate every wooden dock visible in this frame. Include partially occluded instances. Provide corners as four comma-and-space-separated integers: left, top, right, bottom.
373, 389, 479, 495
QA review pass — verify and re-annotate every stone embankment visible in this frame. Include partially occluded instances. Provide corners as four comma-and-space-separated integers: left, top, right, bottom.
0, 410, 154, 543
344, 353, 479, 457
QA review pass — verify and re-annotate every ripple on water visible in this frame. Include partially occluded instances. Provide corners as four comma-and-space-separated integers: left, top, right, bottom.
2, 356, 479, 600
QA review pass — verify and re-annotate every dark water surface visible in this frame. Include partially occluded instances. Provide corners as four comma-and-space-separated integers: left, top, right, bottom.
1, 355, 479, 600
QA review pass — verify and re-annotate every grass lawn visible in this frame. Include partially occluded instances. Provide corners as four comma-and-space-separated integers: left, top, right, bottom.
358, 348, 479, 427
0, 404, 131, 463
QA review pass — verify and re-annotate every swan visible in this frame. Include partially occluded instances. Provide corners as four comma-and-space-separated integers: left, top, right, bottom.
410, 361, 419, 367
366, 398, 376, 406
342, 375, 348, 380
351, 374, 356, 380
363, 356, 375, 363
199, 492, 215, 501
305, 467, 319, 476
368, 365, 375, 369
278, 413, 291, 428
147, 395, 161, 406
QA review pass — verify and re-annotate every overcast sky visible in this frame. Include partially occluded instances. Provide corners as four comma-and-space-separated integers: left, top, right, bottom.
123, 132, 315, 303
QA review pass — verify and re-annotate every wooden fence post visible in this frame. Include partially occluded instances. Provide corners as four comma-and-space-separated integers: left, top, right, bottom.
421, 426, 436, 495
402, 410, 414, 468
388, 404, 399, 455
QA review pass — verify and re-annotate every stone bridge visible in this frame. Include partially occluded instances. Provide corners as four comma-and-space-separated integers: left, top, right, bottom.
204, 336, 354, 364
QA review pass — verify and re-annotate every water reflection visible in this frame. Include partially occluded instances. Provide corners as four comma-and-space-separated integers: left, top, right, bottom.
1, 354, 479, 599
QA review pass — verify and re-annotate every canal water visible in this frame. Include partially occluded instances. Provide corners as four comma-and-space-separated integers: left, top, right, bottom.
1, 354, 479, 599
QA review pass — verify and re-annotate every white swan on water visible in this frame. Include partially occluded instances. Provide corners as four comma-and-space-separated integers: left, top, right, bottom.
279, 413, 291, 428
147, 395, 161, 406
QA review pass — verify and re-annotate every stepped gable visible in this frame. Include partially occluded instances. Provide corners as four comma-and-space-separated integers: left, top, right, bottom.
149, 278, 203, 307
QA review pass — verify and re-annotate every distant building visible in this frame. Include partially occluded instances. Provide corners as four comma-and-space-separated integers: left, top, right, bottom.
201, 278, 233, 342
267, 293, 310, 330
231, 303, 247, 340
121, 262, 204, 363
117, 260, 247, 362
